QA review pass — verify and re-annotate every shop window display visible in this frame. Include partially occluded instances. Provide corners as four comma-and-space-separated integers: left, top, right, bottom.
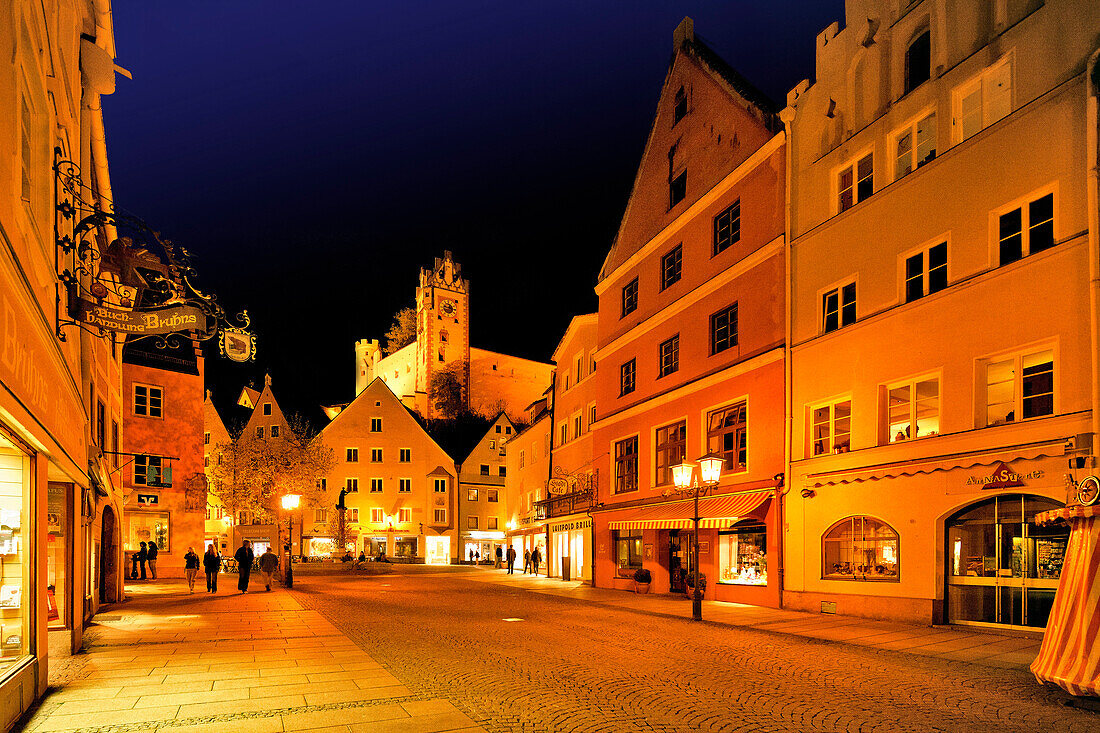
613, 529, 643, 572
822, 516, 899, 581
128, 511, 170, 553
0, 434, 30, 671
719, 526, 767, 585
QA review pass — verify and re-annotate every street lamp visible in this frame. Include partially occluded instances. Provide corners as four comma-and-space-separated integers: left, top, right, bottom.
281, 493, 300, 588
670, 452, 723, 621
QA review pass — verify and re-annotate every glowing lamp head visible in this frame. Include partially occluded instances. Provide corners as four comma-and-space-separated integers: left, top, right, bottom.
281, 494, 301, 511
671, 462, 695, 490
698, 453, 724, 486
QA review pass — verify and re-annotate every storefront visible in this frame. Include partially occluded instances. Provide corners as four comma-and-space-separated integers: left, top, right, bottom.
424, 535, 451, 565
0, 432, 31, 677
787, 450, 1073, 626
549, 517, 591, 581
462, 530, 505, 564
303, 536, 335, 558
595, 489, 779, 606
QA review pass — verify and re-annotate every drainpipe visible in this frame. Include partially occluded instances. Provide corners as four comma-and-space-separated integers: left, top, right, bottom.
455, 463, 462, 563
545, 373, 556, 578
1086, 50, 1100, 464
778, 113, 795, 610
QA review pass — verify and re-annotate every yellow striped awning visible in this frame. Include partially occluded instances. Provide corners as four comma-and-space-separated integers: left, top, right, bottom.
608, 490, 771, 531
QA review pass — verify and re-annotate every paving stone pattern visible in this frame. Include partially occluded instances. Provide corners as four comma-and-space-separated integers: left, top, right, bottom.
291, 568, 1098, 733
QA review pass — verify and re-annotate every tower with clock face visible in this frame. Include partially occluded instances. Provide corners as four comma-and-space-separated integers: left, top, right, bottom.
415, 251, 470, 418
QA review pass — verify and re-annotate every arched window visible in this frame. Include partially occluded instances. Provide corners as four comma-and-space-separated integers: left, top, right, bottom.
823, 516, 900, 581
905, 30, 931, 94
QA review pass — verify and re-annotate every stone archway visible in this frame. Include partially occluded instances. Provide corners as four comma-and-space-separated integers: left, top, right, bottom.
100, 505, 118, 604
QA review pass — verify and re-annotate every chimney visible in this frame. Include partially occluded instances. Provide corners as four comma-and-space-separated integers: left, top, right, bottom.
674, 16, 694, 50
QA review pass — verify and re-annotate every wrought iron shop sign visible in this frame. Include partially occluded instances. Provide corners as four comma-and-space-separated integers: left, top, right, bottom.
74, 299, 208, 335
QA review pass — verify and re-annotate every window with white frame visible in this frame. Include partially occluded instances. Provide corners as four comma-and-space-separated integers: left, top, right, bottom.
399, 478, 411, 493
370, 478, 383, 492
134, 455, 164, 486
346, 448, 359, 463
371, 448, 382, 462
998, 192, 1055, 266
822, 282, 857, 333
573, 413, 582, 438
904, 242, 947, 302
655, 421, 686, 486
263, 403, 272, 416
886, 377, 940, 443
559, 422, 568, 446
620, 359, 636, 396
713, 199, 741, 255
659, 334, 680, 377
488, 489, 498, 502
399, 448, 411, 462
345, 477, 359, 492
575, 354, 584, 384
370, 417, 382, 432
133, 384, 163, 417
707, 401, 747, 472
823, 516, 899, 581
892, 112, 936, 181
589, 403, 596, 428
661, 244, 683, 289
398, 508, 411, 523
621, 278, 638, 318
347, 508, 359, 523
468, 516, 478, 529
985, 348, 1054, 425
270, 425, 280, 438
315, 508, 328, 523
371, 508, 383, 523
468, 488, 478, 501
519, 450, 525, 468
811, 400, 851, 456
837, 152, 873, 212
488, 517, 499, 530
434, 478, 447, 493
433, 508, 447, 524
953, 54, 1012, 143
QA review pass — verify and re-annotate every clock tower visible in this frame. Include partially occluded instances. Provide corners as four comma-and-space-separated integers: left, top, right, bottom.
415, 251, 470, 418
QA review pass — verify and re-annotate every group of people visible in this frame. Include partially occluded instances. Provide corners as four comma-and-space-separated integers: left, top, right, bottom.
142, 539, 281, 595
129, 541, 159, 580
487, 544, 541, 575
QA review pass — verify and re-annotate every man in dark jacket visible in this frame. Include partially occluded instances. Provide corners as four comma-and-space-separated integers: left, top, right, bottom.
147, 541, 159, 579
506, 546, 517, 574
137, 542, 148, 580
235, 540, 254, 593
203, 545, 221, 593
495, 545, 503, 569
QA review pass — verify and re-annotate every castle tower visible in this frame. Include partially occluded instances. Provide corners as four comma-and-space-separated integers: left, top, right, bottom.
415, 251, 470, 418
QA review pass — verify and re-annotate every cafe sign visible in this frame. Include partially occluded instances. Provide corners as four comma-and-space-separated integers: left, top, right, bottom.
73, 298, 208, 335
966, 462, 1044, 490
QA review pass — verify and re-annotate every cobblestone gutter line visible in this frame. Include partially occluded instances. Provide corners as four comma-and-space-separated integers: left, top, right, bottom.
29, 695, 424, 733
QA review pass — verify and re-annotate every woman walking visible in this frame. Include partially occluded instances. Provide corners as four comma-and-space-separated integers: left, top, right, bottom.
204, 544, 221, 593
183, 547, 200, 593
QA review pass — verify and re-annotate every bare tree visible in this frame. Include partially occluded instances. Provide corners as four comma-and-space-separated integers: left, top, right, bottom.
383, 307, 417, 355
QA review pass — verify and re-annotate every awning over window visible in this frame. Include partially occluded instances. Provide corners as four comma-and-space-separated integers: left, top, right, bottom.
608, 490, 771, 531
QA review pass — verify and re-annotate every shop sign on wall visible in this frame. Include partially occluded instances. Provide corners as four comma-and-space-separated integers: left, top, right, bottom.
136, 493, 159, 505
966, 462, 1044, 490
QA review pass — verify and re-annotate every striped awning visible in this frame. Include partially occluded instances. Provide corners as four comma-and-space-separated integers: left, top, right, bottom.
608, 490, 771, 531
1031, 504, 1100, 697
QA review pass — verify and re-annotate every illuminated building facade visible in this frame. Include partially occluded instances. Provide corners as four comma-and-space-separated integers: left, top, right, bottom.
589, 19, 786, 607
355, 251, 553, 421
781, 0, 1100, 627
457, 414, 514, 562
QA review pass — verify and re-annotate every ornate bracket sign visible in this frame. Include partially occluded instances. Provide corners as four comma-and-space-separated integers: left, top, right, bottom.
218, 311, 257, 363
53, 148, 252, 359
547, 465, 594, 496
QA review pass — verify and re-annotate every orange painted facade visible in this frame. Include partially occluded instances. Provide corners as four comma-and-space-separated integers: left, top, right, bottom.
588, 21, 786, 607
121, 344, 207, 578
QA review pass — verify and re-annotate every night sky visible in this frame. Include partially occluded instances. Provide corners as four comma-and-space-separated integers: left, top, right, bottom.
104, 1, 845, 426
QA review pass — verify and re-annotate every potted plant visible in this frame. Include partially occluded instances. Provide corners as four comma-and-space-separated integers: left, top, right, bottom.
633, 567, 652, 594
685, 571, 707, 596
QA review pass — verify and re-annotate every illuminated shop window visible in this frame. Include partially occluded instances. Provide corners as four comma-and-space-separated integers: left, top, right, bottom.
0, 435, 31, 669
128, 511, 170, 553
822, 516, 899, 581
613, 529, 643, 570
719, 525, 767, 585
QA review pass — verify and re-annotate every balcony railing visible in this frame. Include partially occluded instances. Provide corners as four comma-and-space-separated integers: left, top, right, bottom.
534, 487, 594, 520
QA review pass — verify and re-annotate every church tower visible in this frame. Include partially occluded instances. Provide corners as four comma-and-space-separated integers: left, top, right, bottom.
415, 251, 470, 418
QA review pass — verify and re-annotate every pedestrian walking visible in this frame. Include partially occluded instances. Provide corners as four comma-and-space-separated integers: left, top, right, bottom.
235, 540, 254, 593
506, 546, 516, 574
469, 548, 474, 563
258, 546, 278, 591
204, 544, 221, 593
531, 547, 541, 575
147, 541, 159, 579
495, 545, 503, 569
183, 547, 200, 593
475, 550, 480, 564
523, 549, 531, 574
137, 542, 148, 580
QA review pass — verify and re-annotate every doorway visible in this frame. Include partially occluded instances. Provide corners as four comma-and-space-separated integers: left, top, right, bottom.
99, 505, 117, 604
669, 529, 694, 593
946, 494, 1067, 628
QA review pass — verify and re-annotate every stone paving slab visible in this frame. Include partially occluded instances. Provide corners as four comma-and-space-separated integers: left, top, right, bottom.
18, 580, 484, 733
463, 567, 1046, 671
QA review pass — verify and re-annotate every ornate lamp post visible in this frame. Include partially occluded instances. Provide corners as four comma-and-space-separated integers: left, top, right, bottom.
281, 493, 300, 588
670, 453, 724, 621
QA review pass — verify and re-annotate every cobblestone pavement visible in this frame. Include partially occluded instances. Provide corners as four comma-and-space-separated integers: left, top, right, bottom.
291, 567, 1098, 733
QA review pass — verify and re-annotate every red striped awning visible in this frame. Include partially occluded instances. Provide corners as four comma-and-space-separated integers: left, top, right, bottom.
1031, 504, 1100, 697
608, 491, 771, 531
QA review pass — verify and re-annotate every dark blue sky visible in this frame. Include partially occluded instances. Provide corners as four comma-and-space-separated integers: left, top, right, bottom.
104, 1, 845, 422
